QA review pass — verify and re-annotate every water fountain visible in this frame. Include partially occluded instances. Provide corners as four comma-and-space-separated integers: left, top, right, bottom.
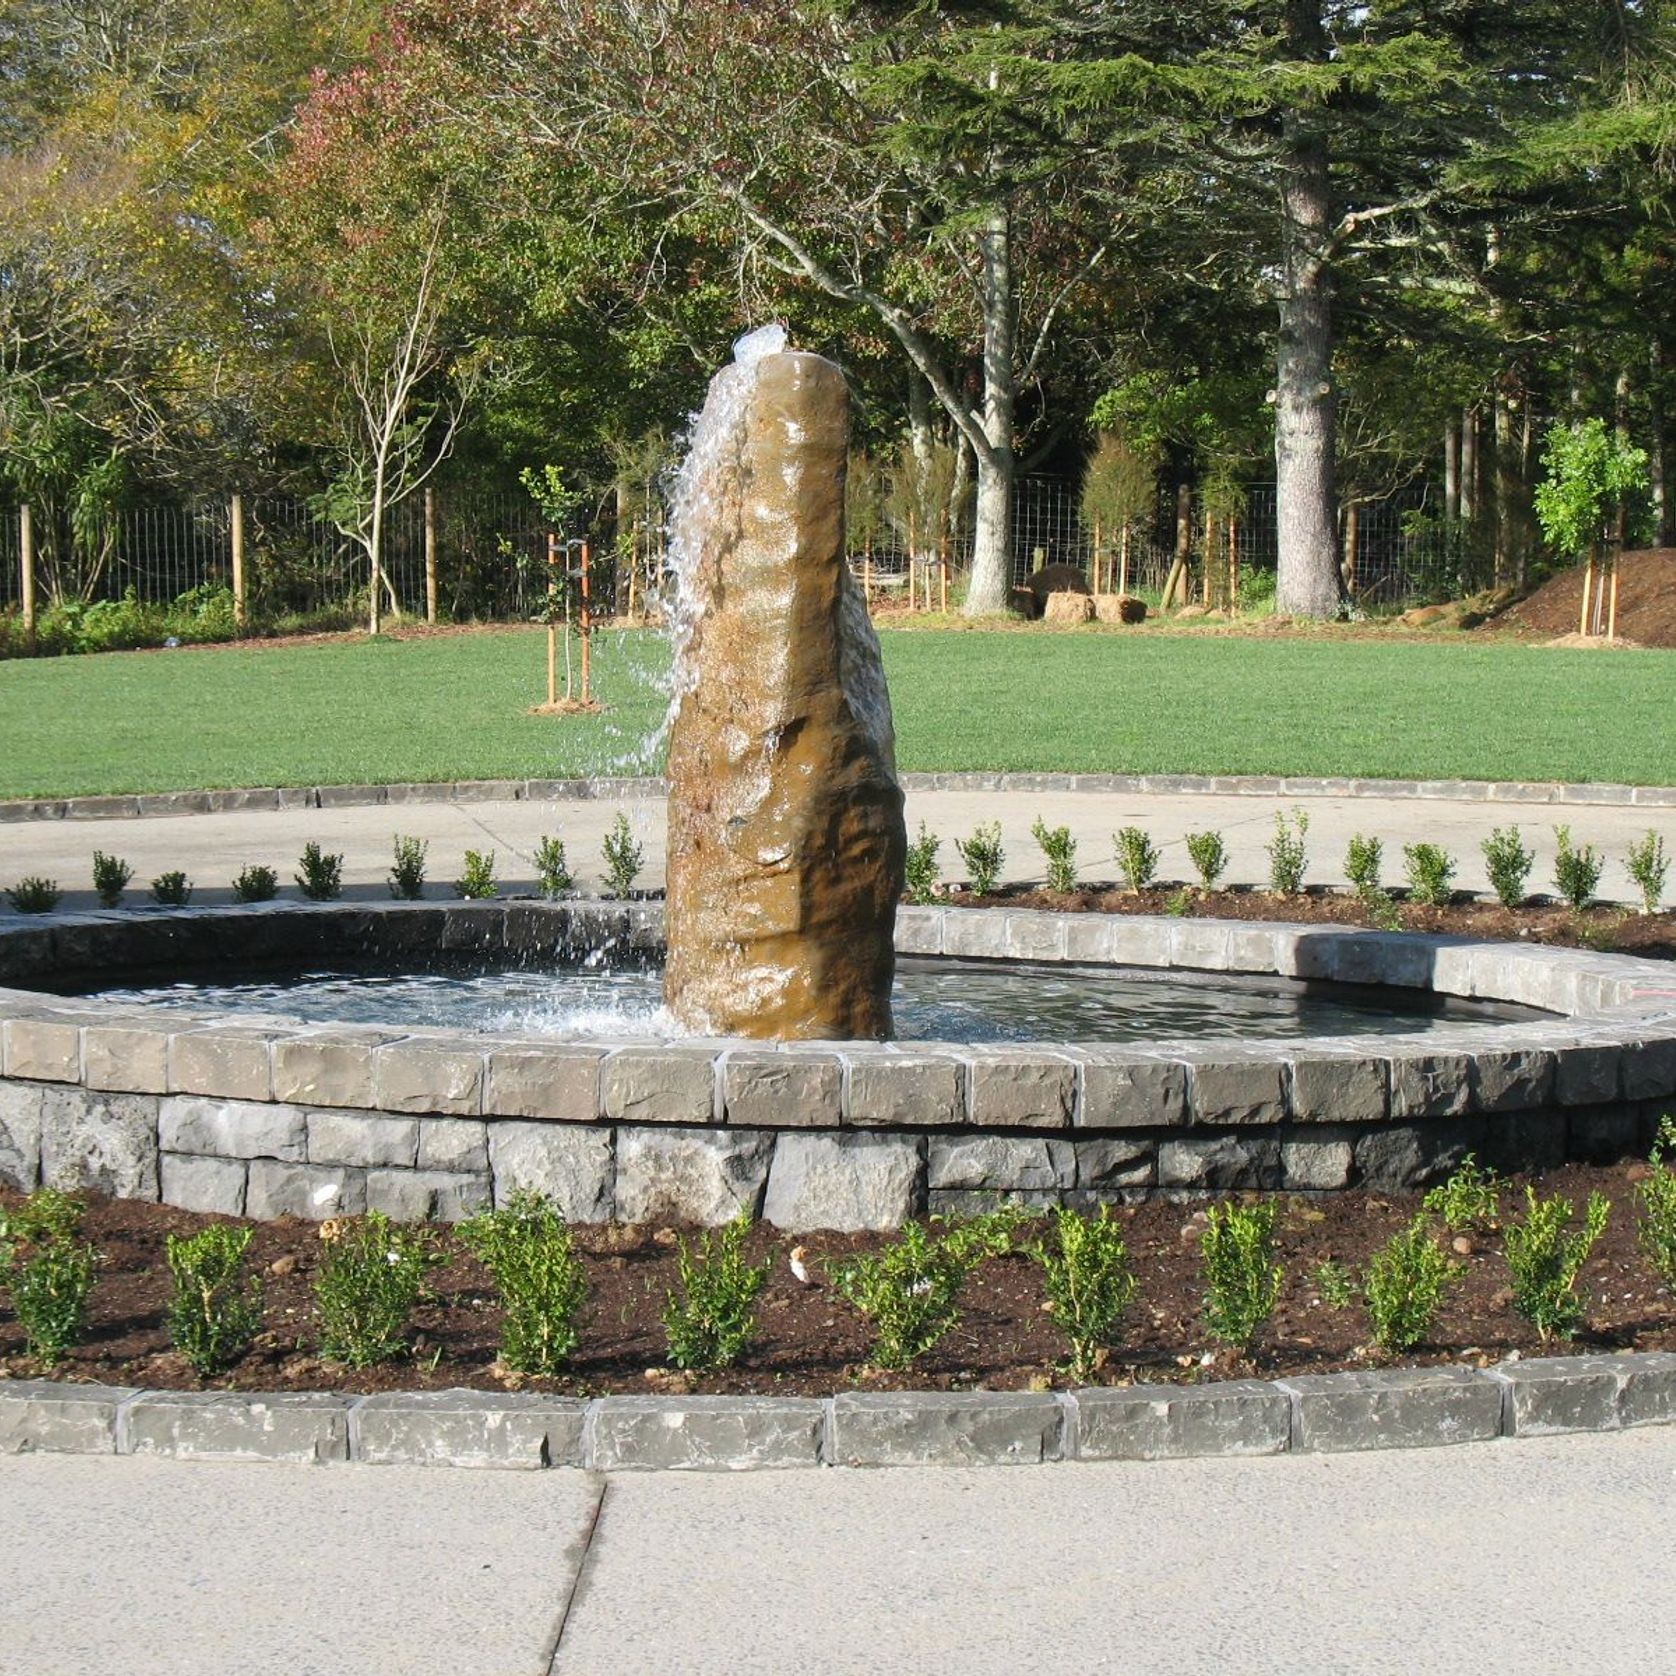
663, 328, 905, 1040
2, 335, 1673, 1230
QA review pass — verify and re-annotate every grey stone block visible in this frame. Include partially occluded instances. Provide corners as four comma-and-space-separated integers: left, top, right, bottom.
1479, 1109, 1567, 1176
1005, 911, 1068, 961
927, 1134, 1073, 1192
1619, 1351, 1676, 1427
1186, 1057, 1286, 1126
585, 1396, 824, 1471
352, 1391, 584, 1468
3, 1015, 81, 1081
1075, 1134, 1155, 1191
1157, 1134, 1282, 1191
272, 1034, 379, 1109
967, 1053, 1075, 1128
1288, 1054, 1388, 1123
828, 1392, 1063, 1467
1353, 1121, 1481, 1191
892, 908, 943, 955
123, 1392, 354, 1462
762, 1132, 922, 1232
308, 1109, 419, 1169
1489, 1356, 1628, 1436
485, 1045, 604, 1121
1078, 1053, 1187, 1130
39, 1087, 158, 1198
160, 1153, 248, 1216
488, 1122, 613, 1221
158, 1095, 306, 1161
722, 1053, 842, 1129
417, 1118, 489, 1174
169, 1028, 274, 1100
246, 1160, 367, 1220
82, 1024, 169, 1093
1063, 915, 1118, 963
1470, 1047, 1555, 1112
1388, 1052, 1474, 1119
374, 1041, 484, 1116
942, 912, 1009, 959
1621, 1036, 1676, 1102
614, 1127, 773, 1225
601, 1048, 716, 1124
1281, 1133, 1355, 1190
1167, 921, 1232, 971
0, 1082, 43, 1189
1567, 1105, 1643, 1164
1553, 1044, 1622, 1107
844, 1054, 965, 1127
1073, 1381, 1290, 1460
365, 1168, 490, 1222
1280, 1367, 1503, 1453
0, 1380, 139, 1454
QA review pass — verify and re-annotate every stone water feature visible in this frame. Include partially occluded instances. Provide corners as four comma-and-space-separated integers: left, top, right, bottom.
663, 329, 905, 1040
4, 340, 1676, 1231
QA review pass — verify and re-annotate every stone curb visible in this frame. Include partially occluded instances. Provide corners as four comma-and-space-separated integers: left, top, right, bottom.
3, 772, 1674, 825
4, 1355, 1674, 1470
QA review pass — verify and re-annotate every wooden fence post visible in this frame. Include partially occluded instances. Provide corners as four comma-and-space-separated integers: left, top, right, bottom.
19, 504, 36, 641
579, 540, 593, 704
424, 487, 439, 624
230, 494, 246, 631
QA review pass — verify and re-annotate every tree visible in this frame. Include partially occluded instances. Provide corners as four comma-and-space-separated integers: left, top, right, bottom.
388, 0, 1113, 614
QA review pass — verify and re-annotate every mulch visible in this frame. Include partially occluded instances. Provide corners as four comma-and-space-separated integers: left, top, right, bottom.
1495, 550, 1676, 649
2, 1161, 1671, 1398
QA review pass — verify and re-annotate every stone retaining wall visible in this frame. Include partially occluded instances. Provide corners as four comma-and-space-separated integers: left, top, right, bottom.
2, 902, 1674, 1229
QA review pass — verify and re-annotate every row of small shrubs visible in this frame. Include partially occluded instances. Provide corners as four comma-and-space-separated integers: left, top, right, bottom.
2, 816, 650, 913
7, 1132, 1674, 1378
902, 812, 1668, 912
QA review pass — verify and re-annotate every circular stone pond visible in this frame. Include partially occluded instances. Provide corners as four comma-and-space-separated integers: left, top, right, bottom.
1, 899, 1673, 1231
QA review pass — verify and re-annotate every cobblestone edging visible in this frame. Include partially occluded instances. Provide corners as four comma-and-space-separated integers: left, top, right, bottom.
4, 1354, 1675, 1470
3, 771, 1675, 824
2, 903, 1675, 1226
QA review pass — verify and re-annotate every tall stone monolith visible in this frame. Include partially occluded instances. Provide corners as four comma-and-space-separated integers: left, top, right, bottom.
663, 340, 906, 1040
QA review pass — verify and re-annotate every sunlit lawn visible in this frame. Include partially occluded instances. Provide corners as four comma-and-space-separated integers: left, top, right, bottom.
0, 624, 1670, 798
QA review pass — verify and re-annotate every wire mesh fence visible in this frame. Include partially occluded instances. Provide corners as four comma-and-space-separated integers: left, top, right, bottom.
0, 477, 1481, 623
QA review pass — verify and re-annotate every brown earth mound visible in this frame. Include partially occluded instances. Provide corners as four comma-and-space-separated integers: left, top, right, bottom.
1497, 549, 1676, 648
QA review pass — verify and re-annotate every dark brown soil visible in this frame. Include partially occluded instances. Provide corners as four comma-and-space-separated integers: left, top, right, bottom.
950, 882, 1676, 961
3, 1163, 1672, 1397
1496, 550, 1676, 649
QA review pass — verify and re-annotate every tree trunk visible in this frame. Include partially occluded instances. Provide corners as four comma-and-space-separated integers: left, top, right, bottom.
368, 481, 385, 637
1273, 58, 1340, 619
1444, 420, 1460, 524
963, 205, 1016, 615
1494, 383, 1517, 586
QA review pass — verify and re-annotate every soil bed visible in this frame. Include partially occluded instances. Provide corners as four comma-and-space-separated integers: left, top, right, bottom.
1494, 549, 1676, 649
3, 1161, 1671, 1399
948, 883, 1676, 961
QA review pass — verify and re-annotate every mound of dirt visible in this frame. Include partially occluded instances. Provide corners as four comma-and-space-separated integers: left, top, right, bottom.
1497, 549, 1676, 648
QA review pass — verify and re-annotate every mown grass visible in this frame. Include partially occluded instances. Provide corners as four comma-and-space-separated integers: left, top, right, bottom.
0, 625, 1670, 798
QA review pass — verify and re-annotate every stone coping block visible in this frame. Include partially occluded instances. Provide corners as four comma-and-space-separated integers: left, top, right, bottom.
1278, 1366, 1504, 1453
3, 772, 1671, 827
0, 1380, 141, 1455
7, 1353, 1676, 1471
585, 1395, 825, 1471
827, 1391, 1065, 1467
351, 1390, 585, 1469
121, 1391, 355, 1463
1071, 1381, 1290, 1461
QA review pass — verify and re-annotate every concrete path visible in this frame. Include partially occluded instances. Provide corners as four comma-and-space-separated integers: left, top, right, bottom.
1, 785, 1669, 910
4, 1428, 1676, 1674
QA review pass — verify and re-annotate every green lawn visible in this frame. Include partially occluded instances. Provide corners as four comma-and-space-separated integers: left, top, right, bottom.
1, 626, 1672, 798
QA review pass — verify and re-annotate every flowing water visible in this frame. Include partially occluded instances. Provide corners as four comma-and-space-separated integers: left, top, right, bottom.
76, 958, 1539, 1045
